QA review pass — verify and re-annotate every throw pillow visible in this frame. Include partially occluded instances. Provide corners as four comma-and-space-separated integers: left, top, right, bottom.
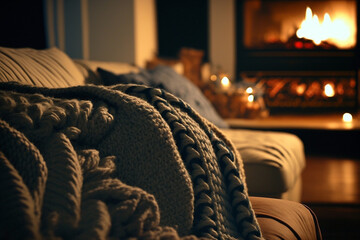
97, 66, 228, 128
149, 66, 228, 128
0, 47, 84, 88
98, 67, 151, 86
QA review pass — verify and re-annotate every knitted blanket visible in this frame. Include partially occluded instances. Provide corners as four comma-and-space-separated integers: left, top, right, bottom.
0, 82, 262, 240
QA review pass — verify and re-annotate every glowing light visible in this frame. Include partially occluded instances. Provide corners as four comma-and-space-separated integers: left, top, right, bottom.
246, 87, 253, 94
221, 76, 230, 88
342, 113, 353, 122
248, 94, 254, 103
296, 84, 306, 95
296, 7, 355, 48
210, 74, 217, 82
324, 83, 335, 97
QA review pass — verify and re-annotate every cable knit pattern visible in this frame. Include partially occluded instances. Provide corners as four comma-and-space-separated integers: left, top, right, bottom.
114, 84, 262, 239
0, 82, 262, 240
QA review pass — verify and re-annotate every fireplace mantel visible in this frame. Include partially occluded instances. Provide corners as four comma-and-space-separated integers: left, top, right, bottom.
226, 113, 360, 131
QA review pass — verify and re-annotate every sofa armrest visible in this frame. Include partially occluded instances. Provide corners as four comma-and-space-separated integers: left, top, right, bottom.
250, 197, 322, 240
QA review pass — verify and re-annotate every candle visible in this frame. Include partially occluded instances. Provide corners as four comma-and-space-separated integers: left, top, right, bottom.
210, 74, 217, 82
221, 76, 230, 90
342, 113, 353, 122
246, 87, 253, 94
248, 94, 254, 103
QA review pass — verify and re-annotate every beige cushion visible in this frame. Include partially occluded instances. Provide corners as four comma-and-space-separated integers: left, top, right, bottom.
0, 47, 84, 88
222, 129, 305, 199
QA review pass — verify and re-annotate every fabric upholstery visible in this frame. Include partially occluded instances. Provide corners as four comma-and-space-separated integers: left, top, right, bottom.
0, 47, 84, 87
0, 46, 305, 201
222, 129, 305, 201
250, 197, 322, 240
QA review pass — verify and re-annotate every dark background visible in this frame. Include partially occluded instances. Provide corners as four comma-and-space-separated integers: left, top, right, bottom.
0, 0, 46, 49
156, 0, 209, 61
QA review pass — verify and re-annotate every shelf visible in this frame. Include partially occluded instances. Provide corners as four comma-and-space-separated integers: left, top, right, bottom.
226, 114, 360, 131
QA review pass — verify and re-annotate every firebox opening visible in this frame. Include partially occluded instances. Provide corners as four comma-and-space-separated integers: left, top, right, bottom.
236, 0, 359, 114
244, 0, 357, 50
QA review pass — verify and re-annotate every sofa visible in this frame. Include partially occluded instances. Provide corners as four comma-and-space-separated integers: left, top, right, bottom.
0, 46, 321, 240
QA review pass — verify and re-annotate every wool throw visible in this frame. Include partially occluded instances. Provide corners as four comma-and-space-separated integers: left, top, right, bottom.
0, 82, 262, 240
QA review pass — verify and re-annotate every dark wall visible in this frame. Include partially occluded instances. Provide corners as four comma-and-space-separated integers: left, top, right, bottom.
1, 0, 209, 56
156, 0, 208, 61
0, 0, 46, 49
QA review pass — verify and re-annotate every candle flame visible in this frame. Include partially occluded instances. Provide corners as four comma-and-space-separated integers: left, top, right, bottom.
246, 87, 253, 94
248, 94, 254, 103
342, 113, 353, 123
221, 76, 230, 87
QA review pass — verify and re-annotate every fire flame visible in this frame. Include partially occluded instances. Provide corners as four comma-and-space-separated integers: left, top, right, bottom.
324, 83, 335, 97
296, 7, 354, 48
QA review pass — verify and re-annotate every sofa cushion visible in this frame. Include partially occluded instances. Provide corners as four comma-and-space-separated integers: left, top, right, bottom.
250, 197, 322, 240
222, 129, 305, 200
98, 65, 228, 128
0, 47, 84, 88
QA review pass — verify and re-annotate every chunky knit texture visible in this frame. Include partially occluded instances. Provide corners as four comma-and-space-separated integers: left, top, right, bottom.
0, 82, 262, 240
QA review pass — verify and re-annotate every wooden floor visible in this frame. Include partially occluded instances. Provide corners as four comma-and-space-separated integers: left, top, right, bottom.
227, 113, 360, 239
301, 155, 360, 240
302, 156, 360, 204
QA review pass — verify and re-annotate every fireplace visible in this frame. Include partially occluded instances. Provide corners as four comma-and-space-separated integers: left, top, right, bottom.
236, 0, 359, 113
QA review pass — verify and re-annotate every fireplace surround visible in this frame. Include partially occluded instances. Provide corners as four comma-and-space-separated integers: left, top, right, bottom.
236, 0, 359, 113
